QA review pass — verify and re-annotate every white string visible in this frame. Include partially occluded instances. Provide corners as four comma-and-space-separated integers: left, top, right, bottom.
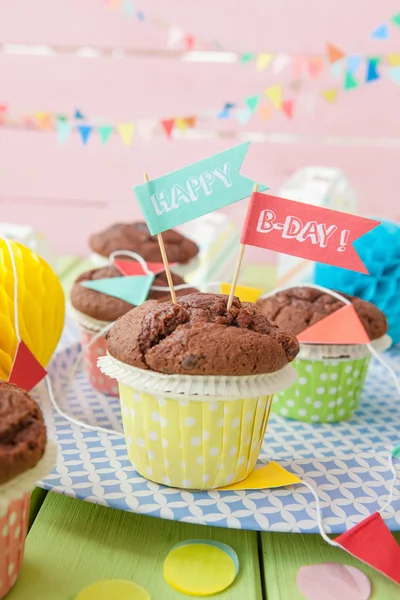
109, 250, 153, 275
260, 283, 400, 396
301, 479, 341, 547
379, 451, 398, 516
1, 236, 21, 342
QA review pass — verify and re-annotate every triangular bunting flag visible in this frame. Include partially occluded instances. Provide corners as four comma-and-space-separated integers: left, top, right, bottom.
265, 84, 282, 108
366, 57, 381, 82
327, 42, 345, 64
289, 78, 303, 93
245, 95, 260, 113
371, 23, 389, 39
387, 53, 400, 66
122, 0, 134, 18
392, 13, 400, 27
161, 119, 175, 138
388, 66, 400, 85
56, 120, 72, 144
256, 53, 273, 71
55, 114, 67, 122
236, 108, 252, 124
308, 57, 325, 78
217, 103, 235, 119
167, 26, 185, 48
220, 283, 263, 303
136, 10, 144, 21
81, 274, 155, 306
331, 58, 344, 79
77, 125, 93, 145
218, 462, 301, 491
392, 444, 400, 459
347, 55, 363, 75
9, 341, 47, 392
34, 112, 52, 129
258, 104, 273, 121
175, 118, 188, 131
184, 34, 195, 51
137, 118, 157, 141
281, 99, 294, 119
335, 513, 400, 584
297, 304, 370, 344
98, 125, 114, 144
184, 116, 196, 128
114, 259, 176, 276
117, 122, 134, 146
240, 52, 255, 64
74, 109, 85, 120
322, 89, 338, 103
344, 71, 358, 90
273, 53, 291, 74
292, 56, 304, 78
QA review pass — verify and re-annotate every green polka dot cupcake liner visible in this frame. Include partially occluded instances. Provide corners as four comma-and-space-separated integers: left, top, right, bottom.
273, 334, 391, 424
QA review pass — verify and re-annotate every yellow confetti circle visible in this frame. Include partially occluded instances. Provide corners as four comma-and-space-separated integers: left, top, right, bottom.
75, 580, 151, 600
164, 541, 238, 596
0, 239, 65, 380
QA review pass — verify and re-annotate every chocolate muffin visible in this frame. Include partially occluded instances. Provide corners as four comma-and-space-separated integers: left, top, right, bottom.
70, 265, 198, 322
89, 222, 199, 264
106, 292, 299, 376
257, 287, 388, 341
0, 382, 47, 485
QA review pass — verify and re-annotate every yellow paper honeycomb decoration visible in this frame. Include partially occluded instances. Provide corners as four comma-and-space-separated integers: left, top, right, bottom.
0, 239, 65, 381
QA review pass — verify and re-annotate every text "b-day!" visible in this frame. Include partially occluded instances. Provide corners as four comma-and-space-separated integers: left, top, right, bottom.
241, 193, 380, 274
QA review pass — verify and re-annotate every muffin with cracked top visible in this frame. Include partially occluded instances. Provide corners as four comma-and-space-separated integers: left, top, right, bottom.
99, 293, 299, 490
256, 286, 390, 424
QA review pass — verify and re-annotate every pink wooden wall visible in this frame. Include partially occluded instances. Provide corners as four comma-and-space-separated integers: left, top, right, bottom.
0, 0, 399, 256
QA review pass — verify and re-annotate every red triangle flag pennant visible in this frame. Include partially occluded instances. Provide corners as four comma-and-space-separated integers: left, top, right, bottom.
281, 99, 294, 119
161, 119, 175, 139
9, 341, 47, 392
114, 259, 176, 276
335, 512, 400, 584
297, 304, 370, 344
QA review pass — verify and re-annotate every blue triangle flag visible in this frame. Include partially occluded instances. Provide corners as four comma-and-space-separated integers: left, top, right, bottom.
346, 55, 363, 75
56, 120, 72, 144
78, 125, 93, 145
81, 274, 155, 306
217, 102, 235, 119
236, 108, 252, 124
388, 66, 400, 85
371, 23, 389, 39
136, 10, 145, 20
366, 57, 381, 82
74, 109, 85, 119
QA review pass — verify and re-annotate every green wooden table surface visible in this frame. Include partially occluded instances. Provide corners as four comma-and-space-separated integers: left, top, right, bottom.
8, 257, 399, 599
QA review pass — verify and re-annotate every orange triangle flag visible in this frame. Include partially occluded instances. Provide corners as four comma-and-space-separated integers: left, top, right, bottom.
184, 116, 196, 128
258, 104, 273, 121
297, 304, 370, 345
327, 42, 345, 64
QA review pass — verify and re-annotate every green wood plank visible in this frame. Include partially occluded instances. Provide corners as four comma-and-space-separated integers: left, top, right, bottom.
261, 531, 400, 599
28, 488, 47, 530
8, 494, 262, 600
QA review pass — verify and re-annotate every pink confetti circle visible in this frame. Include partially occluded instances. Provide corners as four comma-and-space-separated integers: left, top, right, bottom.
297, 563, 371, 600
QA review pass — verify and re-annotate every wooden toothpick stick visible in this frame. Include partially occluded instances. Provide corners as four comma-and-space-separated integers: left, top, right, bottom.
226, 182, 259, 311
144, 173, 177, 304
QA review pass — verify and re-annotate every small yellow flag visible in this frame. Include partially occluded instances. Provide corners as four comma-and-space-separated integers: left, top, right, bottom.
175, 118, 188, 131
322, 89, 338, 104
257, 53, 273, 71
220, 283, 263, 303
218, 462, 302, 491
264, 84, 282, 108
387, 53, 400, 66
117, 122, 134, 146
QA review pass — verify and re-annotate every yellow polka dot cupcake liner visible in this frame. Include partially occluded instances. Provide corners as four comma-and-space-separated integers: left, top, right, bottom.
274, 334, 391, 424
98, 355, 297, 490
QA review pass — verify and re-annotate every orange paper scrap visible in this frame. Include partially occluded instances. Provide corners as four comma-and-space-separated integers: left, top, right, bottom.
297, 304, 371, 345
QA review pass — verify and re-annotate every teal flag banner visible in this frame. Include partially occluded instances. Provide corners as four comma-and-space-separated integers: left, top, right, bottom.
81, 274, 155, 306
133, 142, 268, 234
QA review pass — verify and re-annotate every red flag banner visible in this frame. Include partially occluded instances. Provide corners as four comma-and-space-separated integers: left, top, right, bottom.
240, 192, 380, 274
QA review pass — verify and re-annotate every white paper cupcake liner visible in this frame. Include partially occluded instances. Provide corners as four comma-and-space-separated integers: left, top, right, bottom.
68, 304, 112, 333
298, 334, 392, 361
0, 441, 58, 509
98, 354, 298, 399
